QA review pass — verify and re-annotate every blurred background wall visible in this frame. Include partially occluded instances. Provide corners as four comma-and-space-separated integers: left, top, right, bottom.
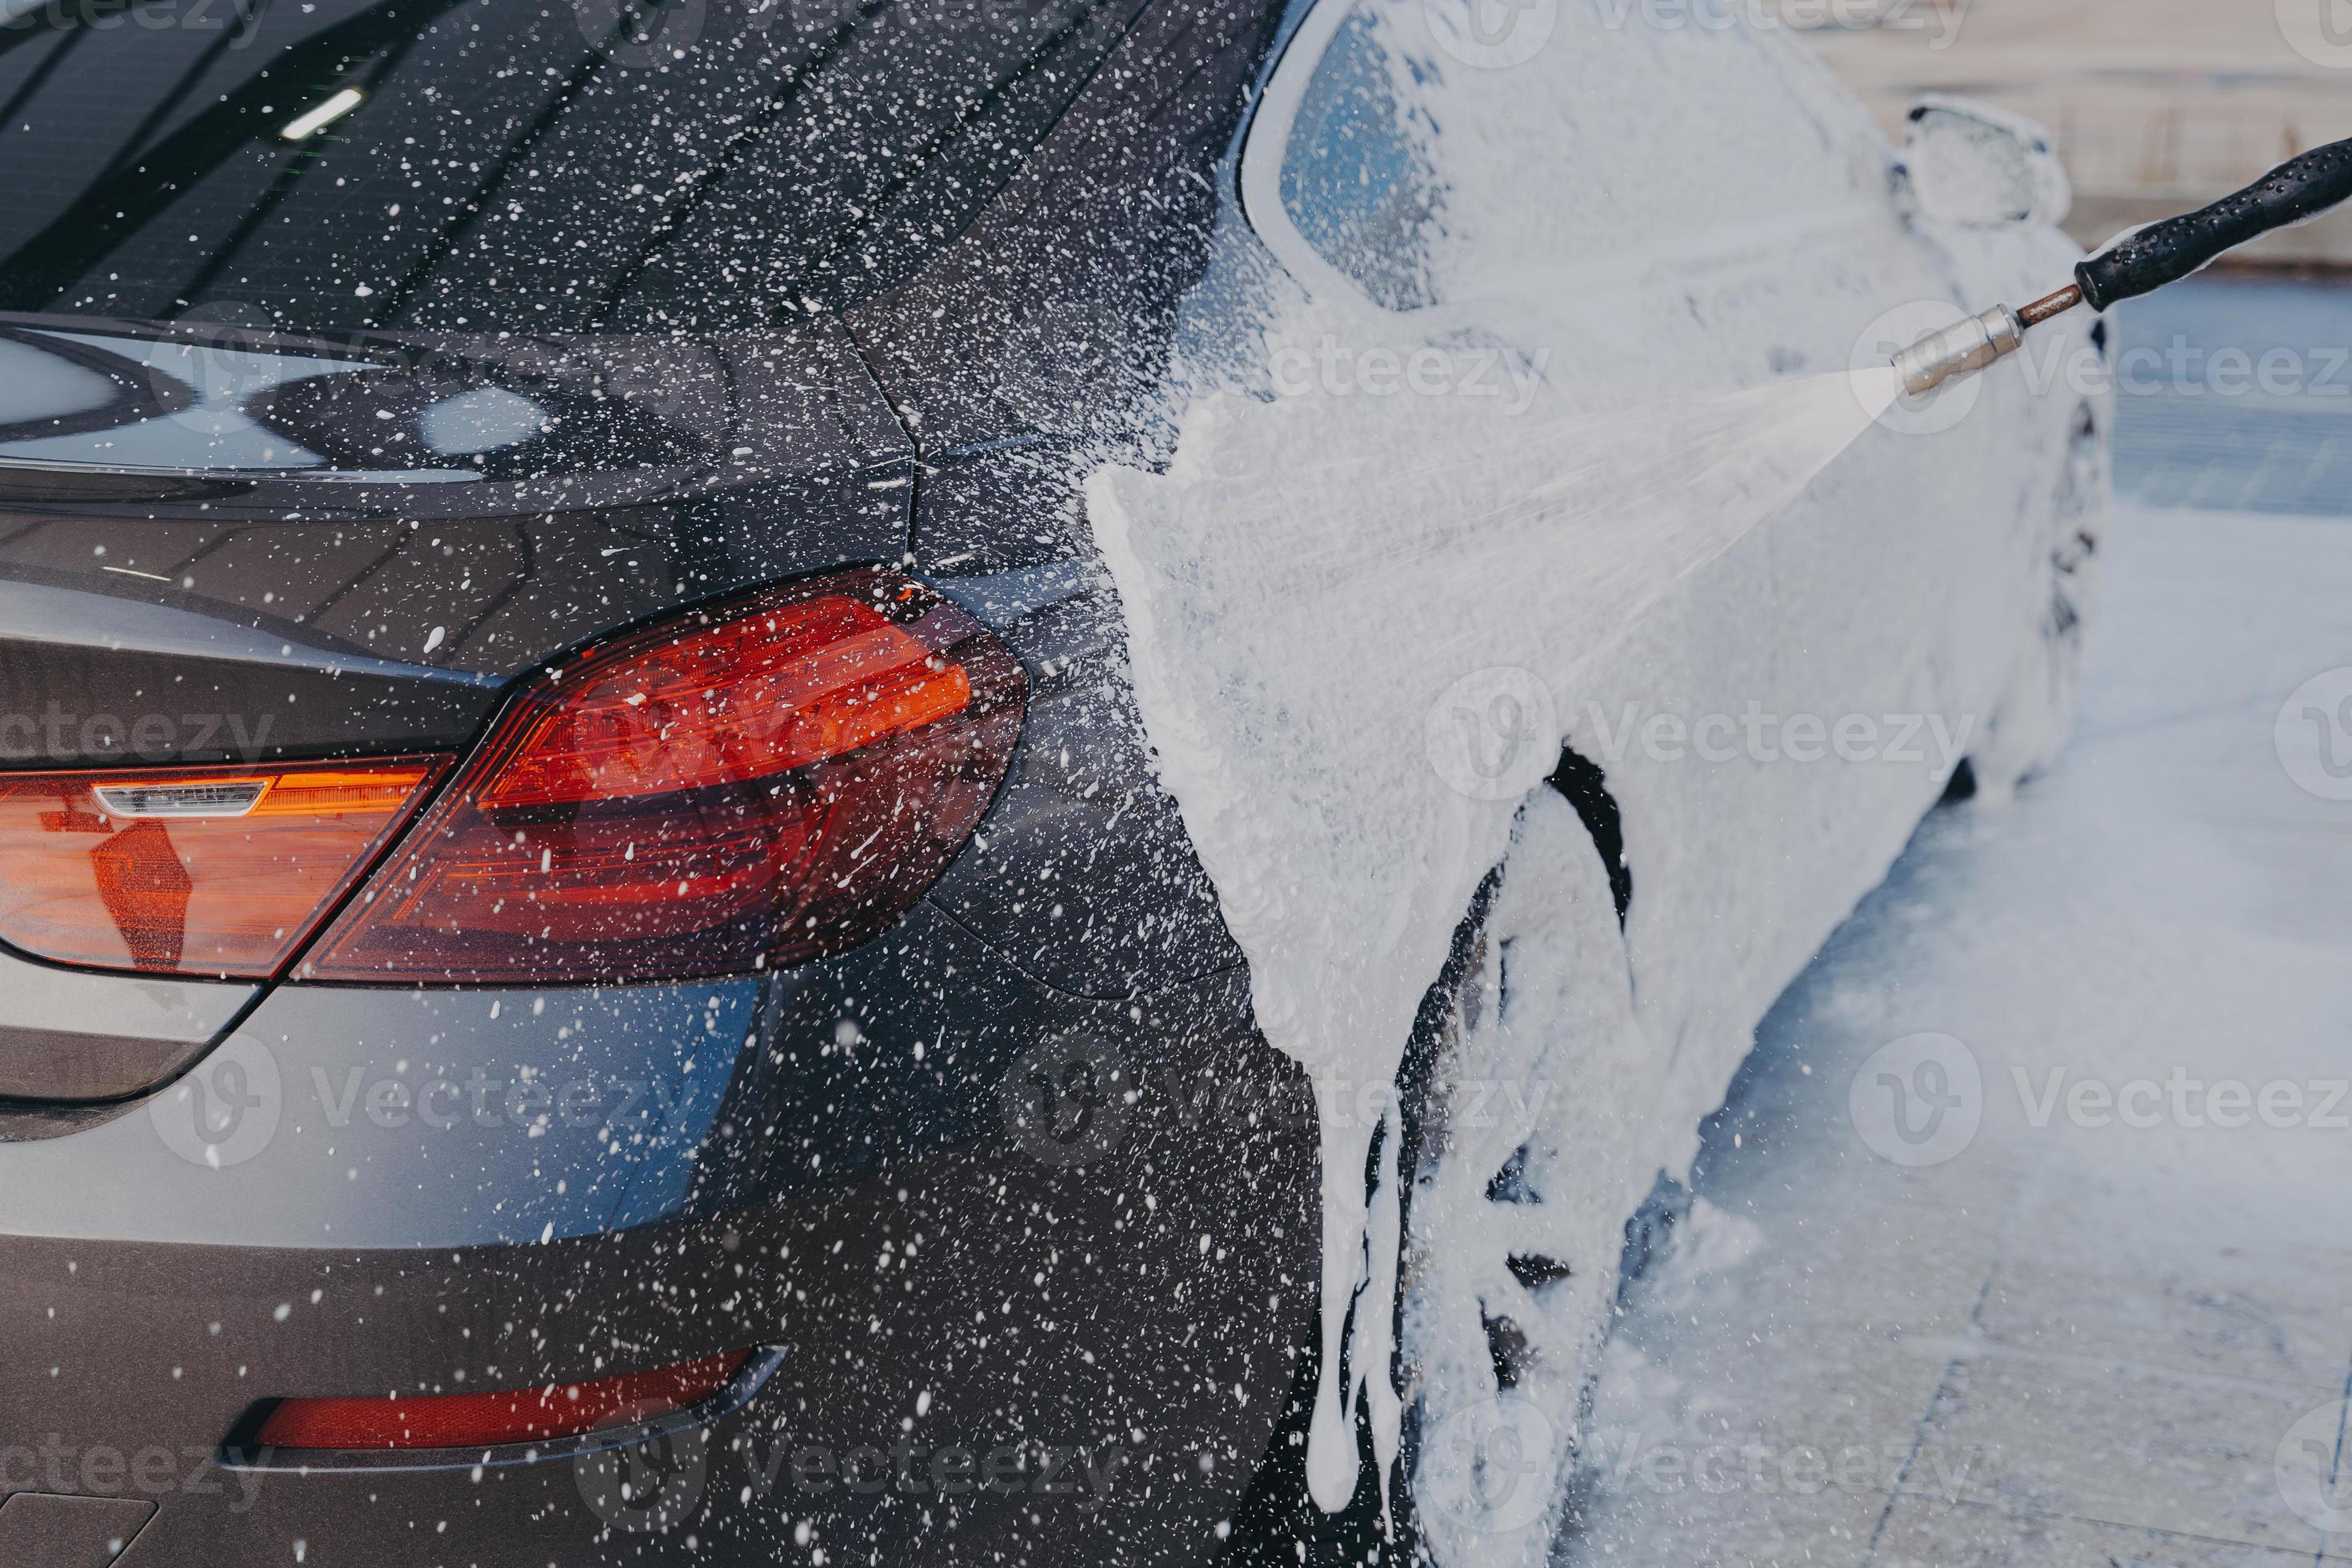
1785, 0, 2352, 267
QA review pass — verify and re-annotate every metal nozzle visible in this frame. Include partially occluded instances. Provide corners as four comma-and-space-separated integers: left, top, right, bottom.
1891, 282, 2086, 398
1894, 302, 2026, 397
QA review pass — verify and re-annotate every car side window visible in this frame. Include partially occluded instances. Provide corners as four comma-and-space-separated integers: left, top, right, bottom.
1254, 2, 1442, 311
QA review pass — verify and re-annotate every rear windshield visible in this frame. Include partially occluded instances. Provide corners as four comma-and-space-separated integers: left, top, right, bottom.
0, 0, 1134, 332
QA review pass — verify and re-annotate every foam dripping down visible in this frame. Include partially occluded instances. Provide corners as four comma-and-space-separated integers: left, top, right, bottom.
1088, 361, 1908, 1523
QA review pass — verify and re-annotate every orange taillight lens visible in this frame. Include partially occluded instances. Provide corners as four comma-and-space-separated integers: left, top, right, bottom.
300, 572, 1024, 986
0, 758, 447, 979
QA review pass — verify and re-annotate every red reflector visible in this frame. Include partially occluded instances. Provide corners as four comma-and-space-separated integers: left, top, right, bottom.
256, 1350, 752, 1450
0, 758, 446, 978
302, 570, 1023, 985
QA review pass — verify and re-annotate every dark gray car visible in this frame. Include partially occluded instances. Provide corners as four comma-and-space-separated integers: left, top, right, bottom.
0, 0, 1357, 1559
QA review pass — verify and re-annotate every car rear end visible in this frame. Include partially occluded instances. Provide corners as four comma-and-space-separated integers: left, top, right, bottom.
0, 0, 1318, 1558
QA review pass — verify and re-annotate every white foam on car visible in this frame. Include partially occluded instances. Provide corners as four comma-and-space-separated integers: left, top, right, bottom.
1090, 323, 1898, 1520
1086, 0, 2081, 1547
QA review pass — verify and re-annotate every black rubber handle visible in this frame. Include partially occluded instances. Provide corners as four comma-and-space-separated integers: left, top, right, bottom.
2075, 137, 2352, 311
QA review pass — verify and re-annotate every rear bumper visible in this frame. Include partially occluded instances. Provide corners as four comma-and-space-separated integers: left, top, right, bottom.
0, 907, 1320, 1564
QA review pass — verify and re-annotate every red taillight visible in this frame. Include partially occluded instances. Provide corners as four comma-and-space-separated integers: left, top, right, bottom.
255, 1350, 752, 1450
0, 758, 446, 979
302, 570, 1023, 984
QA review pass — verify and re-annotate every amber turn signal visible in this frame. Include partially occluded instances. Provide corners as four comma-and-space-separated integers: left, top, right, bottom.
0, 758, 446, 978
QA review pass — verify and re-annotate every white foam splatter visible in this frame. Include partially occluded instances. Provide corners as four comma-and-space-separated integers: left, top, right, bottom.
1086, 0, 2079, 1532
1090, 342, 1902, 1511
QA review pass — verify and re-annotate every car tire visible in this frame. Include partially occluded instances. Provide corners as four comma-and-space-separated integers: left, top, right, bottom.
1224, 785, 1650, 1568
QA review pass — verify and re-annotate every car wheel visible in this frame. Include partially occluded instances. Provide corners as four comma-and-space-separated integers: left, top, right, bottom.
1393, 784, 1654, 1568
1223, 785, 1653, 1568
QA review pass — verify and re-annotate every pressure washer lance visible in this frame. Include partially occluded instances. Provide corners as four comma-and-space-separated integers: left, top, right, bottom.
1894, 135, 2352, 397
